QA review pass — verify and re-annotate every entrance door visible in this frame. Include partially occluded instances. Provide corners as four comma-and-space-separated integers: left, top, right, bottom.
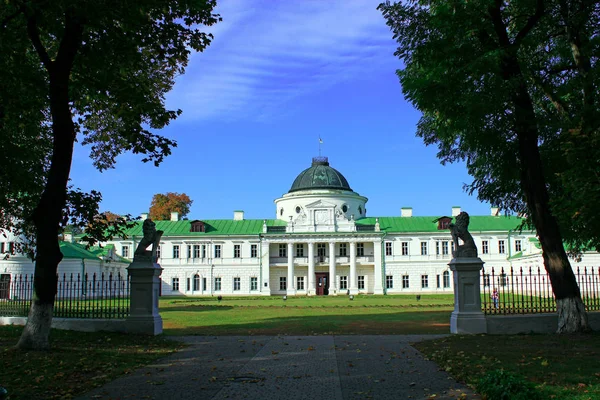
0, 274, 11, 299
315, 273, 329, 296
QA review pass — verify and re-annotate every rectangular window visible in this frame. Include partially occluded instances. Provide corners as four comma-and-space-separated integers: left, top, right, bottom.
482, 240, 489, 254
443, 271, 451, 288
214, 277, 222, 291
172, 277, 179, 291
483, 274, 490, 287
500, 273, 507, 286
297, 276, 305, 290
251, 244, 258, 258
122, 245, 130, 258
0, 242, 4, 253
202, 245, 207, 258
193, 244, 200, 258
296, 244, 304, 257
515, 240, 522, 252
386, 275, 393, 289
234, 244, 241, 258
436, 242, 440, 255
279, 277, 287, 291
279, 244, 287, 258
214, 245, 221, 258
436, 274, 440, 288
401, 242, 409, 256
193, 275, 200, 291
420, 242, 428, 255
8, 242, 14, 254
356, 243, 365, 257
186, 278, 191, 291
250, 277, 258, 291
385, 242, 393, 256
233, 277, 241, 291
358, 276, 365, 290
173, 245, 180, 259
498, 240, 506, 254
187, 245, 192, 259
421, 275, 429, 288
156, 245, 161, 259
340, 276, 348, 290
317, 243, 326, 257
202, 277, 207, 291
442, 241, 449, 255
339, 243, 347, 257
402, 275, 409, 289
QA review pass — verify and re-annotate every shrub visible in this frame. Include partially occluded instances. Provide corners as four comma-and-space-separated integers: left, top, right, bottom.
477, 369, 541, 400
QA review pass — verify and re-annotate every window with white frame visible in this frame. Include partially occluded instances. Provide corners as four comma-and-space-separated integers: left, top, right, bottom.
317, 243, 326, 257
202, 244, 207, 258
402, 275, 409, 288
436, 242, 440, 255
233, 277, 241, 291
297, 276, 305, 290
498, 240, 505, 254
421, 274, 429, 288
515, 239, 522, 252
339, 243, 347, 257
296, 244, 304, 257
436, 275, 440, 288
234, 244, 241, 258
385, 242, 393, 256
214, 245, 221, 258
0, 242, 4, 253
443, 271, 450, 288
193, 274, 200, 291
421, 242, 427, 255
202, 277, 207, 291
401, 242, 409, 256
482, 240, 489, 254
173, 245, 180, 259
358, 276, 365, 289
483, 274, 490, 287
250, 277, 258, 291
279, 244, 287, 257
279, 277, 287, 291
340, 276, 348, 290
156, 245, 161, 259
356, 243, 365, 257
251, 244, 258, 258
442, 241, 449, 255
214, 277, 222, 291
172, 277, 179, 291
122, 245, 130, 258
193, 244, 200, 258
186, 278, 191, 291
187, 245, 192, 258
386, 275, 393, 289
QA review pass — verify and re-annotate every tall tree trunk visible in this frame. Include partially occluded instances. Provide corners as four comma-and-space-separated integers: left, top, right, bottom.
17, 14, 83, 350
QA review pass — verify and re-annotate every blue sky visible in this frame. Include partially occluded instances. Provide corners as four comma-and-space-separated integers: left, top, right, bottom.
69, 0, 493, 221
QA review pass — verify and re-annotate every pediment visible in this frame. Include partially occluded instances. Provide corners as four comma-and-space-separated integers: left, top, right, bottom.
305, 199, 336, 209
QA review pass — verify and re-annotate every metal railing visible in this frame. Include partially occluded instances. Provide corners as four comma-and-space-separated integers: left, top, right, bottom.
0, 272, 130, 319
481, 266, 600, 315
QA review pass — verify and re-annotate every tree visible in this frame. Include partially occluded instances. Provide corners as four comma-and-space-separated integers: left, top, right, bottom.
379, 0, 599, 333
149, 193, 193, 220
1, 0, 220, 349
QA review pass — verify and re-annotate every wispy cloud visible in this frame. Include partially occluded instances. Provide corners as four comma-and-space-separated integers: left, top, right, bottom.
167, 0, 397, 122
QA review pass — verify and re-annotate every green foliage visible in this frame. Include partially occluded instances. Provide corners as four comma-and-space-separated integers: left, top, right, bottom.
477, 369, 541, 400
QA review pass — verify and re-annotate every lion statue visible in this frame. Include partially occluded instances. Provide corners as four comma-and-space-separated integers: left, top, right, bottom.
134, 219, 163, 262
449, 212, 478, 258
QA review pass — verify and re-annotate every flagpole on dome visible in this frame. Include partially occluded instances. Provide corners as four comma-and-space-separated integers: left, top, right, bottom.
318, 136, 323, 157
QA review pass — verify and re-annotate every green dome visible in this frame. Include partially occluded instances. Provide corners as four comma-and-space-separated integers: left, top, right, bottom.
289, 157, 352, 193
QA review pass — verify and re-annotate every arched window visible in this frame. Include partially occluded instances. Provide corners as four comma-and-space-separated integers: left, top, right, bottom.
443, 271, 450, 288
193, 274, 200, 291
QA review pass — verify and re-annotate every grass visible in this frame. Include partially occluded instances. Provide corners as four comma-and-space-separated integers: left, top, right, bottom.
0, 326, 181, 400
414, 333, 600, 400
159, 294, 454, 335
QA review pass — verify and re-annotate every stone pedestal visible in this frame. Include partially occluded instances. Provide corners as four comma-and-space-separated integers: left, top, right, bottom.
449, 257, 487, 334
126, 260, 163, 335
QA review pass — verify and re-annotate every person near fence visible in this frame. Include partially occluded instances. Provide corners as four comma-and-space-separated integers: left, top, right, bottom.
492, 288, 499, 309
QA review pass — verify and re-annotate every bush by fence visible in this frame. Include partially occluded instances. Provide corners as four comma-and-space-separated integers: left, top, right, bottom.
0, 273, 130, 319
482, 266, 600, 315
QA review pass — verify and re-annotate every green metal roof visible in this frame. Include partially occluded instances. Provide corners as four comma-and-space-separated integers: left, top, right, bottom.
355, 215, 527, 233
289, 157, 352, 193
122, 219, 287, 237
59, 242, 100, 260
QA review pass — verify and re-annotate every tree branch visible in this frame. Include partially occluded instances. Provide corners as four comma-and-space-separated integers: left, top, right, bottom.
529, 74, 569, 118
514, 0, 545, 46
26, 15, 52, 71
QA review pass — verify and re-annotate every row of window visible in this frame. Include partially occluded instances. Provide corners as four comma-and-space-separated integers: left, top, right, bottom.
276, 275, 368, 291
384, 239, 522, 256
385, 271, 451, 289
123, 244, 259, 260
171, 276, 260, 292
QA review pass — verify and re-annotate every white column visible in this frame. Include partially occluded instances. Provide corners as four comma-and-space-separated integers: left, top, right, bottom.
349, 242, 358, 295
328, 241, 337, 295
308, 242, 315, 296
373, 240, 384, 294
287, 242, 295, 295
261, 241, 271, 296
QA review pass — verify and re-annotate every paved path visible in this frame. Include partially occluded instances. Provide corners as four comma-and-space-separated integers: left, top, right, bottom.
78, 335, 479, 400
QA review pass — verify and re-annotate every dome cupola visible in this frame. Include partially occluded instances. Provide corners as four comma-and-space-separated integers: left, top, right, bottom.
289, 157, 352, 193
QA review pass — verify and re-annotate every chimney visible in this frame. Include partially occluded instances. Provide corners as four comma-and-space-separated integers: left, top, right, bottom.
451, 206, 461, 217
234, 210, 244, 221
140, 213, 148, 221
401, 207, 413, 217
170, 211, 179, 221
491, 206, 500, 216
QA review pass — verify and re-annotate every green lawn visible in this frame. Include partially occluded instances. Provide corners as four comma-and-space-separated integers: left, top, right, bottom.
159, 294, 454, 335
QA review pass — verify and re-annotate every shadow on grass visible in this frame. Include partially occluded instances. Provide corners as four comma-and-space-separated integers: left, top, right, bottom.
161, 310, 452, 336
159, 305, 234, 312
